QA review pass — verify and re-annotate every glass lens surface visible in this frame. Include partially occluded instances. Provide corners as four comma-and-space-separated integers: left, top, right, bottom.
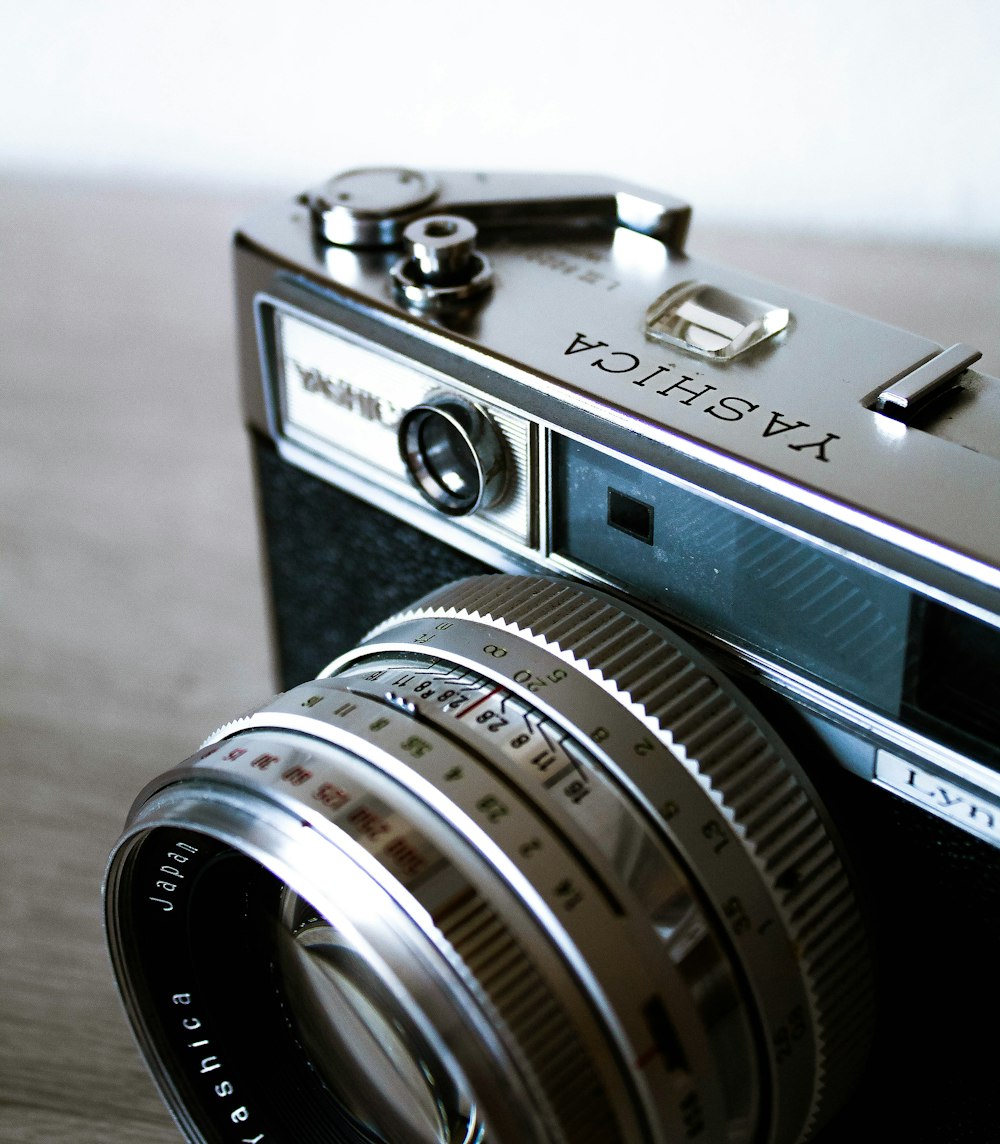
277, 890, 485, 1144
114, 829, 485, 1144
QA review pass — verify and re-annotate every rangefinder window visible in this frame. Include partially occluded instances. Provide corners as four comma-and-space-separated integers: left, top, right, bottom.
904, 600, 1000, 768
551, 433, 911, 709
552, 432, 1000, 773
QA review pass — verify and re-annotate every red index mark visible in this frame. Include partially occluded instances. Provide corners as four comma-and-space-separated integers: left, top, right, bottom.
456, 687, 503, 720
634, 1043, 660, 1071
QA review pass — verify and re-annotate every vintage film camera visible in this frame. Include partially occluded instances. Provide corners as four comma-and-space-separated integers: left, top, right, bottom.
106, 169, 1000, 1144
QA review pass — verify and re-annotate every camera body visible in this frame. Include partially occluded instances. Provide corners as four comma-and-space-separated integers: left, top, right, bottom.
234, 168, 1000, 1140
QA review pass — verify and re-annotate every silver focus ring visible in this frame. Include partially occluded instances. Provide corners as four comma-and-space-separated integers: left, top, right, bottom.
374, 574, 872, 1141
434, 887, 618, 1144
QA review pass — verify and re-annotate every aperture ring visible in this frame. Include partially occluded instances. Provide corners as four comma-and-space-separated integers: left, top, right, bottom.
366, 575, 873, 1144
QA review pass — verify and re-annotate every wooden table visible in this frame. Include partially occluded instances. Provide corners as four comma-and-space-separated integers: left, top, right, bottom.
1, 175, 997, 1141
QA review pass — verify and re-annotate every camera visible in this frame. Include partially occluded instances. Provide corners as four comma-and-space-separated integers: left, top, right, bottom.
105, 168, 1000, 1143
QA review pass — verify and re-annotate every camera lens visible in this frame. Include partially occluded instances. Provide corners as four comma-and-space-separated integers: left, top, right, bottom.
277, 891, 484, 1142
399, 395, 507, 516
106, 575, 872, 1144
107, 819, 494, 1143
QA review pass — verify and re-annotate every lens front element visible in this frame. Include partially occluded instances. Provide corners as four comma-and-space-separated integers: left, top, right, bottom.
106, 576, 872, 1144
278, 891, 486, 1144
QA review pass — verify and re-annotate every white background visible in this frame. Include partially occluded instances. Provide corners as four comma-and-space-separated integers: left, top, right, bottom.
1, 0, 999, 241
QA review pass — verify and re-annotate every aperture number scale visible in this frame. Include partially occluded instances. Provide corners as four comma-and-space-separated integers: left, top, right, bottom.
345, 656, 596, 810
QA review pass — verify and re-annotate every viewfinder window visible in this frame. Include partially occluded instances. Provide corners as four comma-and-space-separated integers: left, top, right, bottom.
607, 488, 654, 544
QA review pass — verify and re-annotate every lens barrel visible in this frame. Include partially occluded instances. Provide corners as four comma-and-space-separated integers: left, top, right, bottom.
106, 575, 872, 1144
